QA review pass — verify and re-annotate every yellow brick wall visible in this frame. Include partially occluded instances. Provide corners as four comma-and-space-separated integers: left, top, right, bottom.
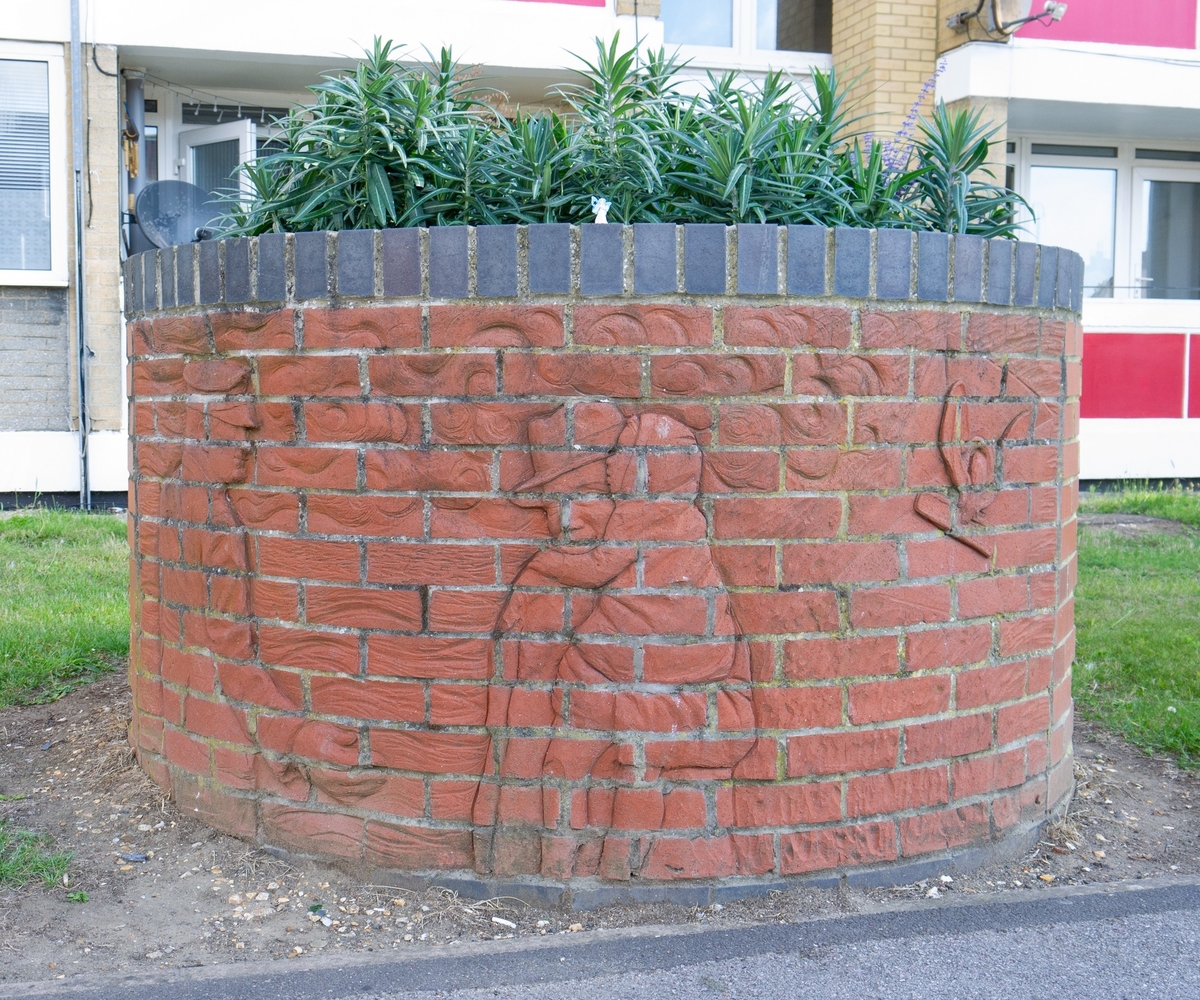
831, 0, 941, 136
831, 0, 1011, 184
73, 44, 123, 432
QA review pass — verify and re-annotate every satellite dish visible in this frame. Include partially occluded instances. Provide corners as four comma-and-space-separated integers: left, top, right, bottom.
989, 0, 1030, 31
135, 181, 221, 249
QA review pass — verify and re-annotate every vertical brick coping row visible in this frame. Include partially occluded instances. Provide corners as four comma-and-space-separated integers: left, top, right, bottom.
124, 224, 1083, 905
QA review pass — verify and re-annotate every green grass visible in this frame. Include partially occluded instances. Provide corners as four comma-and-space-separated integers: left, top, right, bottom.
1074, 486, 1200, 767
1080, 481, 1200, 527
0, 510, 130, 707
0, 822, 72, 889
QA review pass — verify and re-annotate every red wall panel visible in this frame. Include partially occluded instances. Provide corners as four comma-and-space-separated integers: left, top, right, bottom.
1018, 0, 1197, 48
1081, 333, 1186, 418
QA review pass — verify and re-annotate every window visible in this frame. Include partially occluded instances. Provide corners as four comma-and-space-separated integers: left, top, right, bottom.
1135, 169, 1200, 300
757, 0, 831, 53
0, 42, 66, 286
1028, 166, 1117, 297
662, 0, 733, 46
660, 0, 832, 62
144, 125, 159, 184
1015, 139, 1200, 303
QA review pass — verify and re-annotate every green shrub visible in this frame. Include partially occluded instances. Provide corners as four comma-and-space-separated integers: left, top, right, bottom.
224, 36, 1025, 236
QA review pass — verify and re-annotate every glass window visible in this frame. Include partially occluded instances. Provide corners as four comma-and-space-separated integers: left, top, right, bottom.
144, 124, 158, 184
193, 137, 240, 205
1029, 166, 1116, 298
0, 59, 51, 272
1141, 180, 1200, 300
661, 0, 733, 46
758, 0, 832, 53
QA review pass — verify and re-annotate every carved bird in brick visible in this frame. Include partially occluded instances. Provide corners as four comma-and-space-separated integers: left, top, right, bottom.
914, 381, 1029, 559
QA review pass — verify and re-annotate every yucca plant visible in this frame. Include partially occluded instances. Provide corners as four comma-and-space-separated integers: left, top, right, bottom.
221, 35, 1028, 238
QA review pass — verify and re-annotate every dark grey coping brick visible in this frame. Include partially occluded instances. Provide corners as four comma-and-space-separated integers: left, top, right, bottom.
225, 237, 251, 304
987, 239, 1013, 306
144, 251, 158, 310
159, 248, 175, 309
1014, 241, 1037, 306
917, 231, 949, 301
256, 233, 286, 303
476, 224, 518, 297
953, 234, 983, 303
122, 257, 133, 311
198, 239, 222, 305
633, 223, 677, 294
294, 231, 329, 300
382, 228, 421, 297
1037, 246, 1058, 308
1057, 249, 1075, 309
429, 225, 468, 298
337, 229, 376, 297
787, 225, 827, 295
833, 228, 870, 298
528, 223, 572, 294
130, 254, 143, 313
876, 229, 912, 300
684, 224, 726, 294
176, 243, 195, 307
134, 228, 1086, 320
737, 224, 778, 295
580, 224, 624, 295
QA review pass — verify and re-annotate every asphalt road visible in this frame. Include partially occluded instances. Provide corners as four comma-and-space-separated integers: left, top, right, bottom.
8, 878, 1199, 1000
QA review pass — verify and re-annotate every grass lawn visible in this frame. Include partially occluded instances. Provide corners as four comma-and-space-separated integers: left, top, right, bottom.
0, 822, 71, 889
1075, 485, 1200, 767
0, 511, 130, 708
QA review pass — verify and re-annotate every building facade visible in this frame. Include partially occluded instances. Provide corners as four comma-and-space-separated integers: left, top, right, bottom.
2, 0, 1197, 500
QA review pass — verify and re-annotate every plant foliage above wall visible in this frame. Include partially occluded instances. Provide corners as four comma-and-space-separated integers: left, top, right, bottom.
224, 37, 1026, 238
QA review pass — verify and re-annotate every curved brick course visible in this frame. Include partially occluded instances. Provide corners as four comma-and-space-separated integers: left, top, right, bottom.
124, 224, 1081, 903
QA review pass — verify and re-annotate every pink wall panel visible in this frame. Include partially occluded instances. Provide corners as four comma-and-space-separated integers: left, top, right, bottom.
1190, 335, 1200, 418
1018, 0, 1197, 49
1081, 333, 1186, 418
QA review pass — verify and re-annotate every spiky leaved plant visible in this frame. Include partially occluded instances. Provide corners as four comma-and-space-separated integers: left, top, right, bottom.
910, 101, 1028, 237
221, 36, 1029, 239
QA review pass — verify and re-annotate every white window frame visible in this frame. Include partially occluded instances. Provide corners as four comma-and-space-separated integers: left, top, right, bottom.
0, 40, 68, 287
1130, 163, 1200, 301
660, 0, 833, 74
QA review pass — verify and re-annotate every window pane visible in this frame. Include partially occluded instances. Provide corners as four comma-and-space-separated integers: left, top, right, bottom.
0, 59, 51, 271
757, 0, 832, 51
661, 0, 733, 46
1028, 166, 1116, 297
192, 137, 240, 218
758, 0, 778, 47
144, 125, 159, 184
1141, 180, 1200, 300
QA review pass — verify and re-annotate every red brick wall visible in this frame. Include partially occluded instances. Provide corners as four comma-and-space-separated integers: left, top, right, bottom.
126, 294, 1079, 885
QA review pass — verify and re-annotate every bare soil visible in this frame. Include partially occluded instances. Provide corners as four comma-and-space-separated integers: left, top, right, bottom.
1, 673, 1197, 988
1077, 512, 1196, 539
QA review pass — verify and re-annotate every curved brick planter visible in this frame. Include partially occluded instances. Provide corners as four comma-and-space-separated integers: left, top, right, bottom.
124, 224, 1082, 905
